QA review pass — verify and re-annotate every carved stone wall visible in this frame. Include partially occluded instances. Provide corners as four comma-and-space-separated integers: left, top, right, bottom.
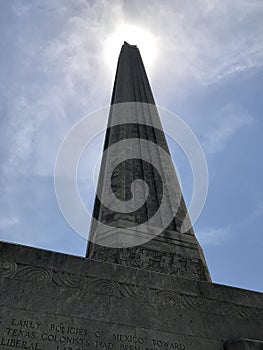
224, 339, 263, 350
0, 242, 263, 350
90, 245, 217, 281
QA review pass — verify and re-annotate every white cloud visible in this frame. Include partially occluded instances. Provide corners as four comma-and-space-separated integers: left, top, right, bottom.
240, 200, 263, 225
0, 0, 262, 253
197, 201, 263, 246
1, 0, 262, 179
202, 104, 254, 154
196, 226, 229, 246
151, 0, 263, 85
0, 216, 19, 229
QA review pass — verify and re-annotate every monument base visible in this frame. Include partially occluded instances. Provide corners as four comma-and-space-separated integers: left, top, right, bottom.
0, 241, 262, 350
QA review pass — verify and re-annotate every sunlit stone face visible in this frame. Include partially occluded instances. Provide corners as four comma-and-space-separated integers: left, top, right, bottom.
104, 24, 157, 72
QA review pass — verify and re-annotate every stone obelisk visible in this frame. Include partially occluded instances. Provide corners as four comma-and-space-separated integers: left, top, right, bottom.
0, 41, 262, 350
86, 42, 210, 282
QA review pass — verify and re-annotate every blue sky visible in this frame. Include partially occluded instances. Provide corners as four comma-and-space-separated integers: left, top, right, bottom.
0, 0, 263, 292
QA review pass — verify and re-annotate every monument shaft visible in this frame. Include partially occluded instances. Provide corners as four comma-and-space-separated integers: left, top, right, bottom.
0, 42, 262, 350
86, 42, 210, 282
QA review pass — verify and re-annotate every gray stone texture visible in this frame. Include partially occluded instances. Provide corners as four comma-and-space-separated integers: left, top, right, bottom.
0, 242, 263, 349
225, 339, 263, 350
86, 42, 210, 282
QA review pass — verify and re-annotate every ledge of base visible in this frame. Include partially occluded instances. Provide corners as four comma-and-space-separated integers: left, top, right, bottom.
0, 241, 263, 346
225, 338, 263, 349
0, 240, 262, 305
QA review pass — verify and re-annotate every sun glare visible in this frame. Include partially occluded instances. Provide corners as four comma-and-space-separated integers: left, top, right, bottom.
104, 24, 158, 73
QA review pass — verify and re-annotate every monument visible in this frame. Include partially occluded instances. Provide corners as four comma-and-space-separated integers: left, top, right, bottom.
0, 42, 263, 350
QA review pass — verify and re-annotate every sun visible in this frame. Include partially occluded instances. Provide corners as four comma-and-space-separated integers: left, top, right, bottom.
104, 24, 158, 73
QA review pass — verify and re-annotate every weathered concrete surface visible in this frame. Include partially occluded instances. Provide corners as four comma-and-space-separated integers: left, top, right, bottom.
0, 241, 262, 350
86, 42, 210, 282
225, 339, 263, 350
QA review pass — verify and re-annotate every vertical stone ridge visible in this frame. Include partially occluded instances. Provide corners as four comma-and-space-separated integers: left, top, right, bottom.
86, 42, 211, 282
110, 42, 155, 105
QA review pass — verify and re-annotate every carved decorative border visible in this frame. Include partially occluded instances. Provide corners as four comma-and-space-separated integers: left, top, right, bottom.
0, 260, 262, 321
89, 246, 208, 280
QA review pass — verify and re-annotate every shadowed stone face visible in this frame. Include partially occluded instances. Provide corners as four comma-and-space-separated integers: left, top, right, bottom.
0, 242, 263, 349
86, 42, 211, 281
224, 339, 263, 350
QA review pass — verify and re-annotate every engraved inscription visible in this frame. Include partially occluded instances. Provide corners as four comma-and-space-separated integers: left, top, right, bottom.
1, 317, 42, 350
41, 322, 90, 349
0, 307, 187, 350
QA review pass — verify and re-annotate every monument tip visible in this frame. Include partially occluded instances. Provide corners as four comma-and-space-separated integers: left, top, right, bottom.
123, 41, 137, 48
